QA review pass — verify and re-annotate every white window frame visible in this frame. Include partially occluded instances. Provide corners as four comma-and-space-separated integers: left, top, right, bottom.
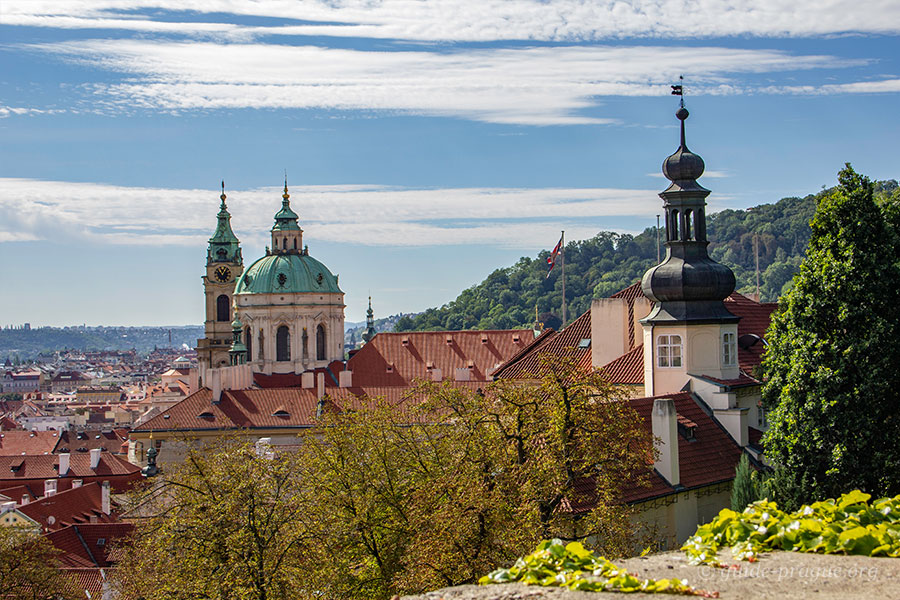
722, 332, 737, 367
657, 335, 683, 368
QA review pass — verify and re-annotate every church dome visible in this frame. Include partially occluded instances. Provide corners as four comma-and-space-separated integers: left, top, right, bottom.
234, 252, 342, 295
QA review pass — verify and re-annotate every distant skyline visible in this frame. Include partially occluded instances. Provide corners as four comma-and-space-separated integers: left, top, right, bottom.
1, 1, 898, 326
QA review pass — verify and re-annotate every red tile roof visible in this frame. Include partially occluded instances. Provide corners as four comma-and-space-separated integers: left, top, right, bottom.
630, 392, 744, 493
609, 280, 645, 301
63, 568, 107, 597
566, 392, 744, 508
134, 383, 490, 433
18, 482, 115, 531
0, 430, 60, 456
46, 523, 134, 567
53, 430, 128, 455
599, 344, 644, 385
135, 387, 326, 432
724, 293, 777, 373
347, 330, 535, 386
0, 453, 141, 488
493, 312, 592, 379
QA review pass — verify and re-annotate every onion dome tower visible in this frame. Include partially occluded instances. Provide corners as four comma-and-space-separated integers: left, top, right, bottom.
362, 296, 377, 344
641, 106, 737, 324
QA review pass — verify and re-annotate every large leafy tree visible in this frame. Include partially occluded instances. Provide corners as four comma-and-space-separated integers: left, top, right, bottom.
0, 525, 79, 600
296, 356, 653, 598
762, 165, 900, 508
115, 358, 653, 600
113, 442, 312, 600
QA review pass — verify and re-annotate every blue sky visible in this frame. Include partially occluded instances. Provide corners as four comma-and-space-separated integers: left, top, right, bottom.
1, 1, 898, 327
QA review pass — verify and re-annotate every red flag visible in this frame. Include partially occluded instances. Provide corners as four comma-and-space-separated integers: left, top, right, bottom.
546, 236, 563, 278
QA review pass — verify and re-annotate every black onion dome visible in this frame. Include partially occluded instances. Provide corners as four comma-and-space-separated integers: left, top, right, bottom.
639, 104, 738, 324
641, 255, 735, 304
662, 108, 705, 182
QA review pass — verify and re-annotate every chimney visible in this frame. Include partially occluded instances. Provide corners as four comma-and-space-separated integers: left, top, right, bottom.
301, 372, 314, 388
316, 372, 324, 400
101, 481, 111, 515
339, 370, 352, 388
90, 448, 102, 469
210, 369, 222, 404
58, 452, 70, 476
652, 397, 680, 486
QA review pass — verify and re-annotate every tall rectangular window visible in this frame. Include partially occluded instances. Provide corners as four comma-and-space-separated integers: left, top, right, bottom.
657, 335, 682, 368
723, 332, 737, 367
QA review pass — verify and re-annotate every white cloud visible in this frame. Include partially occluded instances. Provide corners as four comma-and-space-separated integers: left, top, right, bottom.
0, 105, 65, 118
27, 40, 866, 125
5, 1, 900, 40
0, 178, 661, 248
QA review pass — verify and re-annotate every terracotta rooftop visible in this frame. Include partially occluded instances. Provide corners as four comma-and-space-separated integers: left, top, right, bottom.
54, 429, 128, 455
134, 383, 489, 433
347, 329, 536, 387
609, 280, 645, 301
46, 522, 134, 567
18, 482, 116, 531
0, 452, 140, 486
0, 430, 60, 456
599, 344, 644, 385
492, 312, 591, 379
723, 293, 777, 373
569, 392, 743, 508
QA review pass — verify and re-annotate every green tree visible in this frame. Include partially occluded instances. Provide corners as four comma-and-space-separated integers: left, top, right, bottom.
115, 361, 655, 600
0, 525, 79, 600
762, 165, 900, 509
114, 442, 312, 600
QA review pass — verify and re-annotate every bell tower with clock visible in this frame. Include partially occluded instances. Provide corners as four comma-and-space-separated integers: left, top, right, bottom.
197, 182, 244, 372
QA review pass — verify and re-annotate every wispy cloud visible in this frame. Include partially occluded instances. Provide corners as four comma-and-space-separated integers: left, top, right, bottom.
26, 40, 868, 125
0, 178, 661, 248
0, 105, 65, 118
6, 1, 900, 41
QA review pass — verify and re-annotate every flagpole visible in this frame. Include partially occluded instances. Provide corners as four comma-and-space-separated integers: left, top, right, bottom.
561, 230, 566, 326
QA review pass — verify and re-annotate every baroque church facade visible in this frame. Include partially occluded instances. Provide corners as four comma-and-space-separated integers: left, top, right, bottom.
196, 182, 345, 377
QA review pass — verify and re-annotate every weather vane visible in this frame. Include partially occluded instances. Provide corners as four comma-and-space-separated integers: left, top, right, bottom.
671, 74, 684, 108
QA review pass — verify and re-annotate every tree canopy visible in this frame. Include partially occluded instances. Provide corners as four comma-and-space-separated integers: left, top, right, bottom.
762, 165, 900, 509
0, 525, 79, 600
115, 357, 654, 600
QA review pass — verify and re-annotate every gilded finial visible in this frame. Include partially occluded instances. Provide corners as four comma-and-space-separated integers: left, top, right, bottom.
283, 170, 289, 200
220, 180, 226, 203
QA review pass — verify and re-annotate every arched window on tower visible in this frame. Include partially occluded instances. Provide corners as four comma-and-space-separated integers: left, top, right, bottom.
276, 326, 290, 362
316, 324, 326, 360
245, 326, 252, 361
216, 295, 230, 322
685, 209, 694, 240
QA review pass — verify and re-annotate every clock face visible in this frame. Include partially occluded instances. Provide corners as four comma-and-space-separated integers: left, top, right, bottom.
214, 266, 232, 283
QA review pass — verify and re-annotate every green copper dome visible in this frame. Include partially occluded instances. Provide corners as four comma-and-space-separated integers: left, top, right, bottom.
234, 252, 342, 295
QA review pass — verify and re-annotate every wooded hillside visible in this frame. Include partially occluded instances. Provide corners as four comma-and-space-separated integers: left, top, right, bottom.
395, 179, 898, 332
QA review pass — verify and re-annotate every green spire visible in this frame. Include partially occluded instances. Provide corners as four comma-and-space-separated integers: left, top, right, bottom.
229, 310, 247, 365
208, 181, 243, 265
272, 176, 301, 232
362, 296, 377, 344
